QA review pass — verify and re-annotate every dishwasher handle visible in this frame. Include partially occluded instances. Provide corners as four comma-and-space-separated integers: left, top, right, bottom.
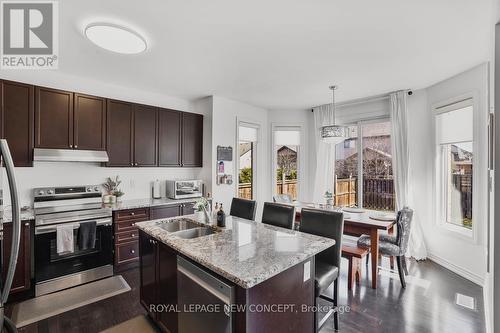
177, 256, 234, 306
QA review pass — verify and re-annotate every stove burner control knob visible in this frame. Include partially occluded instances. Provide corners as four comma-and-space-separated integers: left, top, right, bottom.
94, 186, 99, 192
38, 190, 44, 196
47, 190, 53, 195
87, 188, 92, 192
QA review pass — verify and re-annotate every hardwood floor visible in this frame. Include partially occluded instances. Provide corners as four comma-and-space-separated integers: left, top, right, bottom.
6, 269, 146, 333
6, 258, 485, 333
320, 258, 486, 333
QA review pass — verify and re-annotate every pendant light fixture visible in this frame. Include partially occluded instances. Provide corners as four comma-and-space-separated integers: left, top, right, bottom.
321, 85, 346, 144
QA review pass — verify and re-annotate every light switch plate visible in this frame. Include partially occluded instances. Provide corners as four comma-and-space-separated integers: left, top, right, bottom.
303, 261, 311, 282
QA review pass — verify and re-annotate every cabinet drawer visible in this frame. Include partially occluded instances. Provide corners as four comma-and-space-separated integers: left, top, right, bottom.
115, 208, 149, 222
115, 241, 139, 265
116, 229, 139, 244
115, 219, 141, 232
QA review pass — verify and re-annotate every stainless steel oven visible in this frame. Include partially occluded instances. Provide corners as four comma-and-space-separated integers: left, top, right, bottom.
33, 185, 113, 296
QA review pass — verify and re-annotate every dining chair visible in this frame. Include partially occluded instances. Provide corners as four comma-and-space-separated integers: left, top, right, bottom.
299, 208, 344, 332
357, 207, 414, 288
272, 194, 293, 204
261, 202, 295, 229
229, 198, 257, 221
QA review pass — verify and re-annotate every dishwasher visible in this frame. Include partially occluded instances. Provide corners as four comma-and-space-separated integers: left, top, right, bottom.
177, 256, 235, 333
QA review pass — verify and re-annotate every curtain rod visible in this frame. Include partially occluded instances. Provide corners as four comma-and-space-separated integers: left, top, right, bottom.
311, 89, 412, 111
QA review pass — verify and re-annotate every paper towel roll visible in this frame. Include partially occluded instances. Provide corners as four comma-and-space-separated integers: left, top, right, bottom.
152, 180, 161, 199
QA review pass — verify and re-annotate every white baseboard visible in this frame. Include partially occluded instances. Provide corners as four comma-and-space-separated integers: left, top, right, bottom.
483, 272, 493, 333
428, 253, 485, 286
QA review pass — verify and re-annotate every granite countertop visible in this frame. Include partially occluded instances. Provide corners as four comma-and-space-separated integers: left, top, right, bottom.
136, 214, 335, 289
103, 197, 205, 211
1, 207, 35, 223
0, 197, 202, 223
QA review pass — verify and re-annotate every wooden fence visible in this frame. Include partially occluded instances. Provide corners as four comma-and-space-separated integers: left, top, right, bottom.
238, 177, 395, 211
362, 178, 395, 211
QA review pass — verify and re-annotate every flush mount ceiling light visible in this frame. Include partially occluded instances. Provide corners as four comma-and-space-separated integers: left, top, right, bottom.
84, 23, 147, 54
321, 85, 347, 144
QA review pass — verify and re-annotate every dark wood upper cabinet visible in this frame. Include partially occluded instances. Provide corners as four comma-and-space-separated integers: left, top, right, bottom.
134, 105, 157, 166
74, 94, 106, 151
158, 109, 181, 166
107, 100, 133, 166
0, 80, 34, 167
35, 87, 73, 149
181, 112, 203, 167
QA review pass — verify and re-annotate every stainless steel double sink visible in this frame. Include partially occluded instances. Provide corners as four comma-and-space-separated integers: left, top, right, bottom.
156, 218, 216, 239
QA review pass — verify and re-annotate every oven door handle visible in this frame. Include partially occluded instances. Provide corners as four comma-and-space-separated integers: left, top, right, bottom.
35, 218, 112, 235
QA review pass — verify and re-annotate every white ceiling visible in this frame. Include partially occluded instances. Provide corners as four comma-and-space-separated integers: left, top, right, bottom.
57, 0, 492, 110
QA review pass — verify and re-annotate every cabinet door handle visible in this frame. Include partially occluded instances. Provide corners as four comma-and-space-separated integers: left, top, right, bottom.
24, 222, 30, 226
131, 212, 135, 216
74, 145, 78, 148
131, 233, 135, 237
130, 250, 135, 254
132, 223, 136, 226
130, 162, 133, 166
69, 144, 73, 148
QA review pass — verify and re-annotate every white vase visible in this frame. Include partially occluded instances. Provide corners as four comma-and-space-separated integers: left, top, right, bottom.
102, 195, 111, 204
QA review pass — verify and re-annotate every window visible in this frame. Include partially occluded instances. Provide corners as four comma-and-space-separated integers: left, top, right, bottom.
238, 124, 258, 200
334, 120, 394, 211
334, 126, 358, 207
273, 128, 300, 201
436, 102, 473, 230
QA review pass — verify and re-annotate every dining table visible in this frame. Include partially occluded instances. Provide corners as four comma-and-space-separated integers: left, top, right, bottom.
294, 202, 397, 289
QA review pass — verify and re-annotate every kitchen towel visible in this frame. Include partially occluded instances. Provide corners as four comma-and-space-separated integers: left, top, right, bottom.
78, 221, 97, 250
56, 224, 75, 254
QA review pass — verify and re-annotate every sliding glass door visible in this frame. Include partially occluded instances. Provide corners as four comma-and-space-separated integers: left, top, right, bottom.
334, 120, 394, 211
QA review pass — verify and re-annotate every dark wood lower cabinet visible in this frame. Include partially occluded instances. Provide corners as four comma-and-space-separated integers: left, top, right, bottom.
139, 231, 178, 333
114, 208, 150, 272
150, 201, 204, 220
2, 220, 32, 296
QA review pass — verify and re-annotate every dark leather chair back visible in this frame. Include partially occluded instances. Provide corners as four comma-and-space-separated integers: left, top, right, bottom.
229, 198, 257, 221
396, 207, 414, 256
300, 208, 344, 269
261, 202, 295, 229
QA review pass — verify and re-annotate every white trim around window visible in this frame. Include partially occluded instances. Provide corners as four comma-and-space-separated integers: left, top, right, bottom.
236, 119, 261, 201
271, 123, 304, 202
432, 91, 484, 243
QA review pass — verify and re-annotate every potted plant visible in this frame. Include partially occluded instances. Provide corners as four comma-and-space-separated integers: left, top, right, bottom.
324, 190, 334, 206
102, 176, 122, 204
113, 189, 125, 202
193, 197, 209, 221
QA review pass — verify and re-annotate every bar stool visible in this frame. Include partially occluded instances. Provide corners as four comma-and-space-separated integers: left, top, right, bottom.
300, 208, 344, 332
229, 197, 257, 221
261, 202, 295, 229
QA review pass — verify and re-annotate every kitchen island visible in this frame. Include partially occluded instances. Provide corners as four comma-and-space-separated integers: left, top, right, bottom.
136, 214, 335, 333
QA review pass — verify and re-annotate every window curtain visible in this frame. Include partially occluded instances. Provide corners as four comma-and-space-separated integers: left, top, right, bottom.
312, 104, 335, 203
390, 91, 428, 260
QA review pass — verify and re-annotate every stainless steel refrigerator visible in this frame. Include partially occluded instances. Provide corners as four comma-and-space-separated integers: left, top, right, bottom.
0, 140, 21, 332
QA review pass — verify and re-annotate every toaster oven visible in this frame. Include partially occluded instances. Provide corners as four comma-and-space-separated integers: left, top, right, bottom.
166, 180, 203, 199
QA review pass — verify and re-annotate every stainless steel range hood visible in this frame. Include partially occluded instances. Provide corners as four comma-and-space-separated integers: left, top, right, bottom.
33, 148, 109, 163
